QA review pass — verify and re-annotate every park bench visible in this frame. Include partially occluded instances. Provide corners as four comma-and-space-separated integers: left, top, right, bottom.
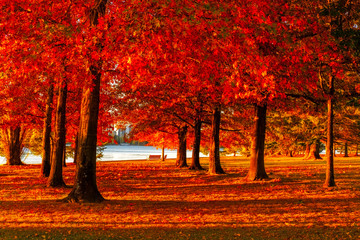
147, 155, 167, 160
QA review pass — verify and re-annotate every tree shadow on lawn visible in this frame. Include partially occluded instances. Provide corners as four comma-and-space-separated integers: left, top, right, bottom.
2, 195, 357, 216
0, 223, 359, 240
0, 173, 13, 177
1, 196, 359, 240
111, 173, 321, 191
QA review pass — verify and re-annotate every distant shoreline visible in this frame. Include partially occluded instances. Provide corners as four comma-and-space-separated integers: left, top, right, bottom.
0, 145, 203, 165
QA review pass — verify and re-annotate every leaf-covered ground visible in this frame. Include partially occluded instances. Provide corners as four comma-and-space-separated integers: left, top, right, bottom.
0, 156, 359, 239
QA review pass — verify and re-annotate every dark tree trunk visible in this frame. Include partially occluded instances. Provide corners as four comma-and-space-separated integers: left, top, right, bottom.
208, 106, 224, 174
246, 104, 268, 181
47, 81, 67, 187
324, 76, 335, 187
189, 117, 204, 170
64, 67, 104, 201
63, 145, 67, 167
4, 127, 24, 165
288, 151, 293, 157
40, 84, 54, 177
176, 125, 188, 168
308, 139, 322, 160
74, 132, 79, 164
161, 144, 165, 161
344, 141, 349, 157
64, 0, 107, 203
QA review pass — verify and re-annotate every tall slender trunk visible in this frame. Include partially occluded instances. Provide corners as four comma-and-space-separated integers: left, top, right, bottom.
47, 81, 67, 187
176, 125, 188, 168
344, 141, 349, 157
208, 106, 224, 174
161, 144, 165, 161
189, 117, 203, 170
73, 131, 79, 164
64, 0, 107, 203
324, 75, 335, 187
3, 126, 24, 165
40, 84, 54, 177
246, 104, 268, 181
63, 145, 67, 167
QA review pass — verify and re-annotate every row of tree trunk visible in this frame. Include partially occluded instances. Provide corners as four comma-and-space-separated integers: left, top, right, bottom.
3, 0, 339, 203
175, 103, 269, 180
39, 0, 106, 202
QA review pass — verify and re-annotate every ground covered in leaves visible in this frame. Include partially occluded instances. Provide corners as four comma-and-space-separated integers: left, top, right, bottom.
0, 156, 359, 239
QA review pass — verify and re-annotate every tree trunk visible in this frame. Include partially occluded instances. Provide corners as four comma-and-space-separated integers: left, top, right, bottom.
246, 104, 268, 181
47, 81, 67, 187
161, 144, 165, 161
3, 127, 24, 165
40, 84, 54, 177
63, 145, 67, 167
64, 0, 107, 202
189, 117, 204, 170
308, 139, 322, 160
303, 143, 311, 159
208, 106, 225, 174
74, 132, 79, 163
355, 145, 358, 156
344, 141, 349, 157
64, 67, 104, 201
176, 125, 188, 168
324, 76, 335, 187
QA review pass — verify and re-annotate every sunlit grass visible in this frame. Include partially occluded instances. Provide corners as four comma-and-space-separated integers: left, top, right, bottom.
0, 156, 359, 239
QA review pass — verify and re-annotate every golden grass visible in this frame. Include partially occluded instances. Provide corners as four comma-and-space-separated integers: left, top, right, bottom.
0, 156, 359, 239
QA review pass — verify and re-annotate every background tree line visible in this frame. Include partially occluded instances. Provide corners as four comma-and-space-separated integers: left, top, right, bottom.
0, 0, 359, 202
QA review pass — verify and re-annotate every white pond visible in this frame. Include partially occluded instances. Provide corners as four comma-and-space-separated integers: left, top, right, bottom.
0, 144, 207, 165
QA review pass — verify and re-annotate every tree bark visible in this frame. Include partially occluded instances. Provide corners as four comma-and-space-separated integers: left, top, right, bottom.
64, 66, 104, 202
344, 141, 349, 157
63, 145, 67, 167
64, 0, 107, 202
288, 151, 293, 157
303, 143, 311, 159
307, 139, 322, 160
355, 145, 358, 156
189, 117, 204, 170
246, 104, 268, 181
176, 125, 188, 168
3, 126, 24, 165
324, 75, 335, 187
40, 84, 54, 177
161, 144, 165, 161
73, 132, 79, 164
208, 106, 224, 174
47, 81, 67, 187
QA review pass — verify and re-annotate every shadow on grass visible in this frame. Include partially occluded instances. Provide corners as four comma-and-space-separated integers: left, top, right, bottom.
0, 225, 358, 240
1, 195, 358, 216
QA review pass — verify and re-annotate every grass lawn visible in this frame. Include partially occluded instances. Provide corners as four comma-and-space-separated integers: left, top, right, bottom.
0, 155, 359, 239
